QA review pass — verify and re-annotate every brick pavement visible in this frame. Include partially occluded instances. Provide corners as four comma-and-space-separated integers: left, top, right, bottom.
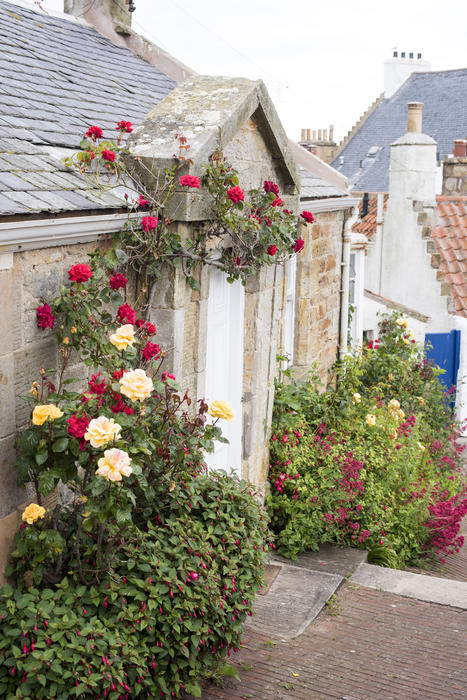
407, 515, 467, 583
192, 583, 467, 699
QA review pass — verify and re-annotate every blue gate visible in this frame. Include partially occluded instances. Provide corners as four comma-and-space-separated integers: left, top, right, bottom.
425, 330, 461, 397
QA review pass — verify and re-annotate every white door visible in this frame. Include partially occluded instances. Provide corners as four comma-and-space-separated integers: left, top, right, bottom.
205, 268, 244, 476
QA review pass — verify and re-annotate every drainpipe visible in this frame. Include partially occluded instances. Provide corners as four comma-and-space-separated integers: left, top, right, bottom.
376, 192, 384, 294
339, 206, 359, 360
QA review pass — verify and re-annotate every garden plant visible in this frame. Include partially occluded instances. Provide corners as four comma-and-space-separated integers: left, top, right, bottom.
268, 314, 467, 568
0, 120, 313, 699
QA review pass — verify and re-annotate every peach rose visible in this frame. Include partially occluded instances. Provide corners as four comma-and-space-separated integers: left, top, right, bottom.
110, 324, 135, 351
32, 404, 63, 426
22, 503, 46, 525
84, 415, 122, 448
95, 448, 132, 482
208, 400, 235, 421
365, 414, 376, 426
119, 368, 153, 402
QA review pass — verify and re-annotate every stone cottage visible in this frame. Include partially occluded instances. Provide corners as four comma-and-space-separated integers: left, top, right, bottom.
0, 0, 356, 578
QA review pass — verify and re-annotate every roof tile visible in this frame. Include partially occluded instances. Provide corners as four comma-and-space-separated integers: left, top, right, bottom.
432, 195, 467, 317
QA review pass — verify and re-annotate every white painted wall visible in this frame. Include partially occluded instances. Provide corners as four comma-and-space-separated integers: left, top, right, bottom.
204, 269, 244, 475
384, 56, 431, 98
363, 296, 427, 343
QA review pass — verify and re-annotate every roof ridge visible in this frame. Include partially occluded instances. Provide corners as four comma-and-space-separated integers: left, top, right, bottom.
0, 0, 87, 25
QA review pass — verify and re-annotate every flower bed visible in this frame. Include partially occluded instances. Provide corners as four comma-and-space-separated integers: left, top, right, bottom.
268, 314, 467, 567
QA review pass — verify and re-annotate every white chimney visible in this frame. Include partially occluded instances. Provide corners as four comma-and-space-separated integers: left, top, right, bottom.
384, 51, 431, 98
379, 102, 438, 311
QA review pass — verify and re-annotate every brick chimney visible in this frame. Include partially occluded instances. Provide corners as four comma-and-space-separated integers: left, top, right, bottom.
442, 140, 467, 195
298, 125, 337, 164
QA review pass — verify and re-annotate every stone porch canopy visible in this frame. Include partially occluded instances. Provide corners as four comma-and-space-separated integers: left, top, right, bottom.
128, 75, 301, 220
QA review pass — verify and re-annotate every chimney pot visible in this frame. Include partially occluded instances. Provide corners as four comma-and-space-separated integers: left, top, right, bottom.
401, 51, 406, 58
323, 128, 328, 141
453, 140, 467, 157
409, 52, 414, 59
306, 129, 311, 140
393, 50, 398, 58
417, 52, 422, 59
407, 102, 423, 133
312, 130, 316, 139
318, 128, 322, 140
329, 124, 334, 141
301, 129, 306, 141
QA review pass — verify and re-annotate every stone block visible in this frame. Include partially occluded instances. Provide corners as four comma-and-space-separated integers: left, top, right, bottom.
14, 340, 57, 428
0, 506, 24, 584
0, 435, 26, 520
0, 269, 14, 357
0, 354, 16, 439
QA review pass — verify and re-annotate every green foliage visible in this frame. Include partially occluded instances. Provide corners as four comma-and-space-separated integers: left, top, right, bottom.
267, 313, 466, 567
2, 238, 270, 697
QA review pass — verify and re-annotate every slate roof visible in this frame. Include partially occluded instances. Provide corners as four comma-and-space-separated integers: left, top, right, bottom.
332, 69, 467, 193
0, 0, 176, 216
432, 195, 467, 317
351, 194, 388, 237
299, 166, 348, 200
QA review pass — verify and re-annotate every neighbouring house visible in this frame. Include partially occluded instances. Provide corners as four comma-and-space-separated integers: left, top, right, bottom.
0, 0, 357, 578
357, 100, 467, 422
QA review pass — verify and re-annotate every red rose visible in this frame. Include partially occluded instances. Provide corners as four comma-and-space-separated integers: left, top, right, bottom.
117, 303, 136, 324
227, 186, 244, 203
282, 208, 292, 215
138, 195, 149, 208
162, 372, 176, 382
293, 238, 305, 253
109, 273, 128, 290
271, 196, 283, 207
89, 372, 106, 395
113, 369, 123, 380
102, 149, 116, 162
85, 151, 95, 161
68, 264, 92, 283
300, 210, 314, 224
141, 216, 158, 232
142, 341, 161, 361
264, 180, 279, 195
85, 125, 103, 140
36, 303, 55, 330
135, 318, 145, 328
145, 321, 156, 335
67, 413, 89, 439
179, 175, 201, 188
116, 120, 133, 133
267, 244, 277, 256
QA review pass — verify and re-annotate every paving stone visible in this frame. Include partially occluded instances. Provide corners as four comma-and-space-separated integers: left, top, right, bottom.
272, 544, 368, 577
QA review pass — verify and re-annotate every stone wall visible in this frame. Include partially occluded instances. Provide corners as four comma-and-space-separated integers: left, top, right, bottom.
0, 242, 97, 581
442, 157, 467, 195
294, 210, 344, 383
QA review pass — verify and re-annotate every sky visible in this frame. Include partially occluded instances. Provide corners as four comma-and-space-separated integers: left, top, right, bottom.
42, 0, 467, 144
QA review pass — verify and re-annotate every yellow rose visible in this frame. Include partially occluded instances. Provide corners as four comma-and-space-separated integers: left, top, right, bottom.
110, 324, 136, 351
22, 503, 46, 525
119, 368, 153, 402
402, 337, 410, 345
208, 400, 235, 421
408, 329, 414, 339
397, 408, 405, 419
352, 393, 361, 404
388, 399, 400, 410
365, 414, 376, 426
32, 404, 63, 426
84, 415, 122, 448
418, 397, 425, 406
396, 318, 408, 328
96, 448, 132, 482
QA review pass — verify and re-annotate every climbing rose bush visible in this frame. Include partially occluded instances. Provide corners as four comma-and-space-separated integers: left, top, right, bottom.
268, 313, 466, 567
0, 251, 270, 698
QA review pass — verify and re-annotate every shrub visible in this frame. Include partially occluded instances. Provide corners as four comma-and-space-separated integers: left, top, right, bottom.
268, 313, 467, 567
0, 232, 270, 697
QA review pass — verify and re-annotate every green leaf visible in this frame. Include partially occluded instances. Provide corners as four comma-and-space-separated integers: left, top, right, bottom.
20, 430, 40, 456
185, 683, 202, 697
35, 449, 49, 467
52, 437, 69, 454
38, 471, 56, 495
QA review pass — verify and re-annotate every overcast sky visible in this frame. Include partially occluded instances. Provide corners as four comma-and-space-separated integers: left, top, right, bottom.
43, 0, 467, 144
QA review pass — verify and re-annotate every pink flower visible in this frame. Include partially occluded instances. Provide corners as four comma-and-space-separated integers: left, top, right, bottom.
109, 273, 128, 290
300, 210, 314, 224
138, 195, 149, 208
293, 238, 305, 253
85, 125, 103, 140
141, 216, 158, 232
263, 180, 279, 195
116, 120, 133, 133
36, 303, 55, 330
267, 244, 277, 256
179, 175, 201, 188
102, 150, 116, 162
227, 186, 244, 203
